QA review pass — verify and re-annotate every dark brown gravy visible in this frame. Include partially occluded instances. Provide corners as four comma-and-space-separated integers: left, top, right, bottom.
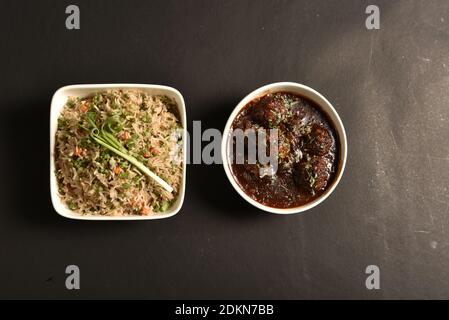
229, 92, 339, 209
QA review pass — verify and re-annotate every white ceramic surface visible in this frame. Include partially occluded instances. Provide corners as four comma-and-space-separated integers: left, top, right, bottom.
221, 82, 347, 214
50, 84, 187, 220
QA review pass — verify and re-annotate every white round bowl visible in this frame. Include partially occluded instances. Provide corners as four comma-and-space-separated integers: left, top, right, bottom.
221, 82, 347, 214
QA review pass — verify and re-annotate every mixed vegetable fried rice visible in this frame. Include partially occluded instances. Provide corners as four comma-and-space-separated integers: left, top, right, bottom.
54, 90, 183, 216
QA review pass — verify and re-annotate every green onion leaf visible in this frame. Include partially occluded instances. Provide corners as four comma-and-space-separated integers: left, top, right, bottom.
89, 119, 173, 193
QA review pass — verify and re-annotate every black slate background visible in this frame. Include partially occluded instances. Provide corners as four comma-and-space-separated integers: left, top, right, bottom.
0, 0, 448, 299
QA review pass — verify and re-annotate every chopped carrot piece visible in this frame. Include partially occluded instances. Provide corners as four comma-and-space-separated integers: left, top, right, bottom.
80, 102, 89, 113
74, 146, 82, 157
143, 152, 151, 158
140, 206, 151, 215
113, 166, 122, 175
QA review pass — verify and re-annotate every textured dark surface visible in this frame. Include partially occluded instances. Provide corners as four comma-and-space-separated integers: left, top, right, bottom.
0, 0, 448, 299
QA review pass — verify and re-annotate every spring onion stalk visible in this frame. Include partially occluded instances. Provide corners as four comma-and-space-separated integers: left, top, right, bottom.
90, 128, 173, 193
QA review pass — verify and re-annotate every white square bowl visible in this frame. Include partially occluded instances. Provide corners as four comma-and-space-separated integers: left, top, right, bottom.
50, 84, 187, 220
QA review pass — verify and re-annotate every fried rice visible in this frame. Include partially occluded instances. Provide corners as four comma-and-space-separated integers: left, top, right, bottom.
54, 90, 183, 216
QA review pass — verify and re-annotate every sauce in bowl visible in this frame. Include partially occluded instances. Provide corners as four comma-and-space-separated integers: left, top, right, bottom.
229, 92, 339, 209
